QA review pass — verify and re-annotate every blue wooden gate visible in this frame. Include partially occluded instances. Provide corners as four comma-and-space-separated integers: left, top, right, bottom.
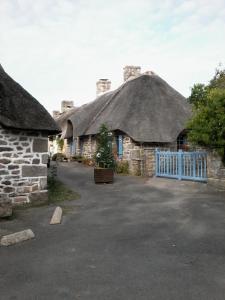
155, 150, 207, 182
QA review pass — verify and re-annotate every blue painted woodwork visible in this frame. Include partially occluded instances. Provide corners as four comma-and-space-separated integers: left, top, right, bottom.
155, 149, 207, 182
117, 135, 123, 158
68, 138, 76, 156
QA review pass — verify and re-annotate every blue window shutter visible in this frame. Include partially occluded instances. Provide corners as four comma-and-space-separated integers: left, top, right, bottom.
118, 135, 123, 158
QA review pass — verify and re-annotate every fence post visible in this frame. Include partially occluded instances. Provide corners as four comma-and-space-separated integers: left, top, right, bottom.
178, 150, 182, 180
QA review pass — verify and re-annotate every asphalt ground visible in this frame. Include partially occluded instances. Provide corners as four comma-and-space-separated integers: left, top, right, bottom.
0, 162, 225, 300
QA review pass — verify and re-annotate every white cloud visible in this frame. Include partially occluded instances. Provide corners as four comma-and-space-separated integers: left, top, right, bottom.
0, 0, 225, 113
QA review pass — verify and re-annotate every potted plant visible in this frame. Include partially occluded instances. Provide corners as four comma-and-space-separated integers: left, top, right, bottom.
94, 124, 115, 183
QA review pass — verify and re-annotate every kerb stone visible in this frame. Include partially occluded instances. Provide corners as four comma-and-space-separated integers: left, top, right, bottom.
0, 229, 35, 246
50, 206, 63, 225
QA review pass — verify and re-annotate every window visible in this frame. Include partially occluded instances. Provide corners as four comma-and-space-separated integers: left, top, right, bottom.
68, 137, 75, 156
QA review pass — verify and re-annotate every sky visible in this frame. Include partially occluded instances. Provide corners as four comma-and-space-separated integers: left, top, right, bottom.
0, 0, 225, 114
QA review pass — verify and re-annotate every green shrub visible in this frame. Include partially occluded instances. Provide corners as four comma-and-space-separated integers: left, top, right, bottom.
52, 152, 66, 161
82, 157, 94, 166
115, 160, 129, 174
71, 155, 83, 161
94, 124, 115, 169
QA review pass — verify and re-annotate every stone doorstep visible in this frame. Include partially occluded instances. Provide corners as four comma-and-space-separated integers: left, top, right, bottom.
0, 229, 35, 246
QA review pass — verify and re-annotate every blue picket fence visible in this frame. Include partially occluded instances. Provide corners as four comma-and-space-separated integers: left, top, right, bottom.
155, 149, 207, 182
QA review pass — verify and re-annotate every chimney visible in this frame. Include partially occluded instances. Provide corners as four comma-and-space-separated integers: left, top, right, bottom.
61, 100, 74, 113
96, 79, 111, 96
123, 65, 141, 82
52, 110, 61, 119
144, 70, 155, 76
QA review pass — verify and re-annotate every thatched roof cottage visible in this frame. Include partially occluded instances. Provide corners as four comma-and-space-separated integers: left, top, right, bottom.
55, 66, 191, 176
0, 64, 59, 207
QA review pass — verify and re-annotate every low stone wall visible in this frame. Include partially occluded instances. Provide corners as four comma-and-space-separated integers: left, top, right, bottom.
207, 150, 225, 190
0, 126, 48, 205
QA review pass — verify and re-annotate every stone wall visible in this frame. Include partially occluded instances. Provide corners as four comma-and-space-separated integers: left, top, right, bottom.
68, 132, 225, 187
80, 136, 96, 158
122, 135, 142, 175
0, 125, 48, 205
122, 136, 176, 176
74, 133, 177, 176
207, 150, 225, 190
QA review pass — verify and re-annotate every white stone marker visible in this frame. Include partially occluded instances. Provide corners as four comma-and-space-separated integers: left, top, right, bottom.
0, 229, 35, 246
50, 206, 62, 225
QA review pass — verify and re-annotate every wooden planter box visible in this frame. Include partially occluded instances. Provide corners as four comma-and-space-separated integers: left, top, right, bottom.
94, 168, 114, 184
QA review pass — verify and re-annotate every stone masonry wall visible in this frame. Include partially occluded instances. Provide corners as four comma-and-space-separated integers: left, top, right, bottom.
72, 133, 225, 186
77, 133, 176, 176
81, 136, 96, 158
122, 135, 177, 176
0, 125, 48, 205
206, 149, 225, 189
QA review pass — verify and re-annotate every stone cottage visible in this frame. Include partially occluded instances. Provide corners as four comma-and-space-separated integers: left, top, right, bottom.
55, 66, 191, 176
50, 101, 77, 156
0, 64, 59, 207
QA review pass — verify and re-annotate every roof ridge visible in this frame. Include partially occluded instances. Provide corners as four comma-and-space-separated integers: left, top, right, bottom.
82, 82, 127, 135
82, 74, 157, 135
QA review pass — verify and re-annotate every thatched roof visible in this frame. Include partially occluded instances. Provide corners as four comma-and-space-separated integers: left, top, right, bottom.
57, 74, 192, 143
0, 65, 59, 133
55, 107, 78, 138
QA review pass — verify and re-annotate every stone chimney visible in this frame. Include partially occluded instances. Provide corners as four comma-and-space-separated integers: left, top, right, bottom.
123, 65, 141, 82
61, 100, 74, 113
144, 70, 155, 76
52, 110, 61, 119
96, 79, 111, 96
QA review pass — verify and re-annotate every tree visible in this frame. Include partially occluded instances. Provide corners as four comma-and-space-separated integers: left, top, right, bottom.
187, 67, 225, 162
208, 68, 225, 89
94, 124, 115, 169
188, 83, 208, 108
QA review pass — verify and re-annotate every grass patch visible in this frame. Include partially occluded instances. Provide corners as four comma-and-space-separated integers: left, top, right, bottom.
9, 178, 80, 212
48, 177, 80, 204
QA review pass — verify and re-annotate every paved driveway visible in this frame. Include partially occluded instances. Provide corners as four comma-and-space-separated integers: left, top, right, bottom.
1, 162, 225, 300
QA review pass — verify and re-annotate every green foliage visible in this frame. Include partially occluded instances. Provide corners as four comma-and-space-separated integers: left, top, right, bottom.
71, 155, 83, 161
188, 83, 208, 108
94, 124, 115, 169
115, 160, 129, 174
187, 83, 225, 162
208, 68, 225, 89
52, 152, 66, 161
56, 137, 64, 151
82, 157, 94, 166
